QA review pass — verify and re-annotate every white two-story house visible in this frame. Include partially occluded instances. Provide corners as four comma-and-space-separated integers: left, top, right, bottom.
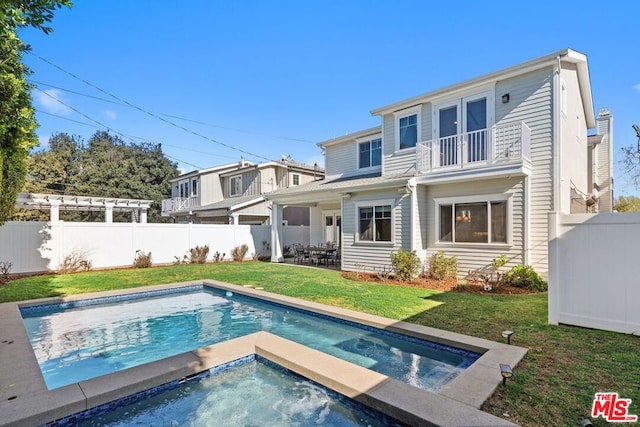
267, 49, 613, 277
162, 157, 323, 224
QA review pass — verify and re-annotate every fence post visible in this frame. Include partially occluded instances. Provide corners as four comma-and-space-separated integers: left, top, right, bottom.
547, 211, 560, 325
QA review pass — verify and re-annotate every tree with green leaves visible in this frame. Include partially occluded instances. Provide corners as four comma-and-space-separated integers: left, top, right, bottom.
17, 131, 179, 222
0, 0, 72, 224
614, 195, 640, 212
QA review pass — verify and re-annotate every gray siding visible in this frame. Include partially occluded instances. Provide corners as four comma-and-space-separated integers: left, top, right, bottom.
495, 66, 553, 275
341, 189, 410, 273
382, 105, 432, 176
596, 111, 614, 212
200, 172, 223, 206
325, 142, 357, 178
423, 178, 525, 276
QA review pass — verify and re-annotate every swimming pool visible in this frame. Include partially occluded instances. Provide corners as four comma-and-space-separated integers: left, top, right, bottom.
21, 284, 479, 391
1, 280, 527, 426
67, 355, 403, 427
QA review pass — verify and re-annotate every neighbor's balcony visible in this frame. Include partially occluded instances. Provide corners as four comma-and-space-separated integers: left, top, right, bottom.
416, 121, 531, 174
161, 196, 199, 216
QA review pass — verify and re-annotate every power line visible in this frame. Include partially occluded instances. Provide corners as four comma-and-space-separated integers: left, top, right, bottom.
35, 109, 242, 161
29, 53, 275, 161
32, 87, 204, 169
29, 79, 318, 144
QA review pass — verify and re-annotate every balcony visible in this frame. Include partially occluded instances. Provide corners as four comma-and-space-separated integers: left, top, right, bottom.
161, 196, 199, 216
416, 122, 531, 174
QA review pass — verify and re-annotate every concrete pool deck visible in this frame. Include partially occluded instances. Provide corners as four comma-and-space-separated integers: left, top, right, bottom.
0, 279, 527, 426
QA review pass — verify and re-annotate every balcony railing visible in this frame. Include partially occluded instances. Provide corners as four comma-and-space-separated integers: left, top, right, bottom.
161, 196, 199, 216
416, 121, 531, 174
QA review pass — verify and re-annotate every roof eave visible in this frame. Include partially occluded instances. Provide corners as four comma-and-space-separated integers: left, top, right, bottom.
317, 126, 382, 148
370, 49, 582, 117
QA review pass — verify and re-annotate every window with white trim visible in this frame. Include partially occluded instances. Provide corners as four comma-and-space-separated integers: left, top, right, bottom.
359, 204, 392, 242
359, 138, 382, 169
291, 173, 300, 186
191, 178, 198, 196
398, 114, 418, 149
230, 175, 242, 197
438, 199, 508, 244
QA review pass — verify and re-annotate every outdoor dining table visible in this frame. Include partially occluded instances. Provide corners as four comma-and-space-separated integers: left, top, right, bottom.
308, 246, 337, 266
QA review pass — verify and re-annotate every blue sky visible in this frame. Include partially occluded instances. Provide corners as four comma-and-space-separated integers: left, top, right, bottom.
21, 1, 640, 195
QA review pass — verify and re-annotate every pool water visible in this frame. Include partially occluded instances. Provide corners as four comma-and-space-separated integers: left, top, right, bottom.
74, 359, 400, 427
21, 286, 479, 390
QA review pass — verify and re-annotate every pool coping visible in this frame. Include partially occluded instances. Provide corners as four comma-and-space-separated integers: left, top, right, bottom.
0, 280, 526, 426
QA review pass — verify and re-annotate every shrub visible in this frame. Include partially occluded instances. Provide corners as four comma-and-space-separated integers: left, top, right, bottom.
0, 261, 12, 283
429, 251, 458, 280
504, 264, 547, 291
213, 251, 225, 262
390, 249, 421, 281
231, 244, 249, 262
59, 249, 92, 274
134, 250, 152, 268
189, 245, 210, 264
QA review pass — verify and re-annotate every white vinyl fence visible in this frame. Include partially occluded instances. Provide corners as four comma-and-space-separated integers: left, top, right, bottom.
548, 212, 640, 334
0, 221, 310, 274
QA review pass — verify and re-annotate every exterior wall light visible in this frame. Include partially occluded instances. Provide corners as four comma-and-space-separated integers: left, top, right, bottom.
502, 330, 514, 345
502, 93, 510, 103
500, 363, 513, 386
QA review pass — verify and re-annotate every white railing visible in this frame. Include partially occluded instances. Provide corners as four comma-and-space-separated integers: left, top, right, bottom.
416, 122, 531, 173
161, 196, 200, 215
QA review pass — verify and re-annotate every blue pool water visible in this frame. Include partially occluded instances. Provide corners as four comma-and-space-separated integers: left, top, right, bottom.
21, 286, 480, 390
71, 357, 401, 427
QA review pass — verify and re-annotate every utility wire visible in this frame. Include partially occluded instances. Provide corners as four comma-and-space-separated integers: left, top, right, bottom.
32, 87, 204, 169
29, 79, 318, 144
29, 53, 275, 161
36, 110, 242, 161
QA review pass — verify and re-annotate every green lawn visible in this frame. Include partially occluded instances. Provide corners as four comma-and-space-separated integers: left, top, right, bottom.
2, 262, 638, 426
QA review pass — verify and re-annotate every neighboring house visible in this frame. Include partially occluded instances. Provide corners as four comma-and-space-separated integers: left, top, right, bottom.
161, 157, 323, 224
267, 48, 613, 277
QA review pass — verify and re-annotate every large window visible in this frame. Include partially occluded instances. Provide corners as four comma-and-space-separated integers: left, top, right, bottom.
439, 199, 508, 244
359, 138, 382, 169
359, 205, 392, 242
398, 114, 418, 149
230, 175, 242, 196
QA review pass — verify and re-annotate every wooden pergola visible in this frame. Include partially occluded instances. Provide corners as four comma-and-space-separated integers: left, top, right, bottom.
15, 193, 153, 223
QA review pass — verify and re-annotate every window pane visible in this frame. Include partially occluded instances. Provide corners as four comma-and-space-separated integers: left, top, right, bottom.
359, 142, 371, 168
375, 205, 391, 241
399, 115, 418, 149
439, 205, 452, 242
454, 203, 487, 243
491, 201, 507, 243
371, 138, 382, 166
359, 207, 373, 241
192, 179, 197, 196
325, 216, 333, 226
292, 174, 300, 185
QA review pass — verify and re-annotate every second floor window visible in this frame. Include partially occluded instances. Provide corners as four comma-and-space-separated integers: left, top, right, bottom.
230, 175, 242, 196
359, 138, 382, 169
191, 179, 198, 196
399, 114, 418, 149
292, 173, 300, 186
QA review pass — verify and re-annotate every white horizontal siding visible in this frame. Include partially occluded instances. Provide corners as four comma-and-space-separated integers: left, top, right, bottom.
423, 178, 525, 277
341, 190, 410, 273
495, 66, 553, 276
382, 105, 431, 176
325, 142, 356, 178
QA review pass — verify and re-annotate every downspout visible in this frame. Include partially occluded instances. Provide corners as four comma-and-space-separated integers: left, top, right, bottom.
407, 178, 417, 253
